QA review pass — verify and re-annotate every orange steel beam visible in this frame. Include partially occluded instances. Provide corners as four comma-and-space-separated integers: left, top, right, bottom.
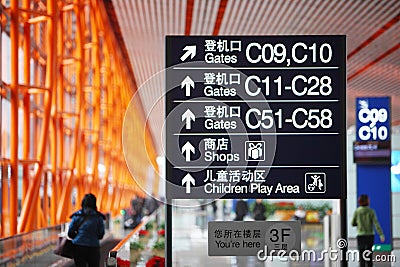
56, 0, 84, 223
22, 0, 31, 203
49, 113, 57, 222
49, 0, 66, 224
10, 0, 20, 235
1, 164, 9, 236
18, 0, 56, 233
97, 40, 110, 203
68, 3, 84, 219
102, 51, 113, 212
53, 15, 65, 222
89, 0, 101, 195
43, 171, 49, 227
1, 0, 158, 236
97, 46, 110, 210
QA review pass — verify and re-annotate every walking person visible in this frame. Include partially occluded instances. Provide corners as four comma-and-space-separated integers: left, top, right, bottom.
253, 199, 266, 221
293, 205, 306, 222
234, 199, 248, 221
351, 194, 385, 267
69, 193, 106, 267
211, 201, 218, 220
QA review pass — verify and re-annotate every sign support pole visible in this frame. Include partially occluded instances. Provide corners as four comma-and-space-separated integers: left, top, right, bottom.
341, 199, 348, 267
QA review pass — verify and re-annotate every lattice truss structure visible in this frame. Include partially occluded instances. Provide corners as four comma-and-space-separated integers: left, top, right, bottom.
0, 0, 158, 237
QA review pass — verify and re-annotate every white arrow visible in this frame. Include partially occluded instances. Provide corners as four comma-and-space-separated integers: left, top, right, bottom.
181, 76, 194, 97
181, 109, 195, 130
181, 141, 195, 162
182, 173, 195, 194
180, 45, 196, 61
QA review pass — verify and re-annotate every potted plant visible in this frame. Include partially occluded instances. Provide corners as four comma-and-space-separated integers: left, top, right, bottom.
157, 221, 165, 230
117, 257, 130, 267
138, 229, 150, 243
152, 239, 165, 257
146, 255, 165, 267
157, 229, 165, 238
129, 241, 144, 263
146, 220, 155, 231
146, 221, 155, 238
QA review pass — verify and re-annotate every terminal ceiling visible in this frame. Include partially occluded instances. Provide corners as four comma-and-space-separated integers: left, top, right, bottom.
107, 0, 400, 154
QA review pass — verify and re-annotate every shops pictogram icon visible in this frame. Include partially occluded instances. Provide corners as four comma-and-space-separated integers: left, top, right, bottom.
305, 173, 326, 193
245, 141, 265, 161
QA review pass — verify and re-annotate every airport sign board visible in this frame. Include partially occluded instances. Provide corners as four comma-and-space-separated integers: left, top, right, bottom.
166, 36, 346, 199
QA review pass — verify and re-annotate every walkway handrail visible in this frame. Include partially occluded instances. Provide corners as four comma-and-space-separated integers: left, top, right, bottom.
110, 212, 157, 253
0, 224, 62, 265
0, 224, 62, 242
106, 209, 161, 267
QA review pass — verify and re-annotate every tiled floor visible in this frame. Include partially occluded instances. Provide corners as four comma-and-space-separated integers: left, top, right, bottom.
171, 200, 397, 267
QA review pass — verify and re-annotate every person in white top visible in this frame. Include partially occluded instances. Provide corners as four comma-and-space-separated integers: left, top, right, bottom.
293, 205, 306, 222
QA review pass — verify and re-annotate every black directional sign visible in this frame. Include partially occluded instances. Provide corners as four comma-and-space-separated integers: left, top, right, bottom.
166, 36, 346, 199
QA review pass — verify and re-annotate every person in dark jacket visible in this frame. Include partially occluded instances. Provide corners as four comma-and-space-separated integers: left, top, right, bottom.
234, 199, 248, 221
253, 199, 266, 221
130, 196, 145, 226
68, 193, 105, 267
144, 195, 159, 215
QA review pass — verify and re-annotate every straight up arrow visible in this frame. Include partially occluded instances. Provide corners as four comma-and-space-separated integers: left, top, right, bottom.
181, 141, 195, 162
182, 109, 195, 130
181, 76, 194, 97
182, 173, 195, 194
180, 45, 196, 61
